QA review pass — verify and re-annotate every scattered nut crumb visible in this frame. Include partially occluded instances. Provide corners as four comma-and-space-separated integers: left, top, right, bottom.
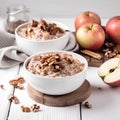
84, 101, 92, 108
8, 94, 19, 104
98, 87, 102, 90
8, 77, 41, 113
0, 84, 4, 89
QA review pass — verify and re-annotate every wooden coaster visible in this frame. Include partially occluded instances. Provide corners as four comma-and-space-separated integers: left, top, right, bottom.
27, 80, 91, 107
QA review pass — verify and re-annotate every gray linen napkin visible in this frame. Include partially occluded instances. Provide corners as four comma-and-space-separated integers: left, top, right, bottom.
0, 31, 28, 68
0, 30, 79, 69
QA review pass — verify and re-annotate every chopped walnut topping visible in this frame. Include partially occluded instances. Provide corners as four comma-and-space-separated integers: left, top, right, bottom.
27, 52, 84, 78
18, 19, 65, 40
31, 20, 38, 27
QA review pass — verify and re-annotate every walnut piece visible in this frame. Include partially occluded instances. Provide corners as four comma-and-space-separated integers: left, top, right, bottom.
84, 101, 92, 108
8, 94, 19, 104
21, 104, 40, 112
103, 42, 120, 58
9, 77, 25, 89
21, 105, 31, 112
31, 104, 40, 112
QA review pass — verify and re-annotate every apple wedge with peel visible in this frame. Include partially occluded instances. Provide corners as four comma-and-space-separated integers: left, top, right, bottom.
98, 58, 120, 86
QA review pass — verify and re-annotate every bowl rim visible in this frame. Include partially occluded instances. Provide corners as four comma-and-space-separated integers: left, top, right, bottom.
23, 50, 88, 80
15, 20, 70, 43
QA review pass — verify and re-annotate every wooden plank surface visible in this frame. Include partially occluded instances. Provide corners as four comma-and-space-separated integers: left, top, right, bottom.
82, 67, 120, 120
8, 65, 82, 120
1, 18, 120, 120
0, 66, 19, 120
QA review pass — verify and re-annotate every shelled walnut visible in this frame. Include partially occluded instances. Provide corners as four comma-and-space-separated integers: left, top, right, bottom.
21, 104, 40, 112
8, 94, 19, 104
31, 104, 40, 112
9, 76, 25, 89
21, 105, 31, 112
102, 42, 120, 58
84, 101, 92, 108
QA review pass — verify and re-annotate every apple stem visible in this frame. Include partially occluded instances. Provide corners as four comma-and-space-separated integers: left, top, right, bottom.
87, 24, 93, 30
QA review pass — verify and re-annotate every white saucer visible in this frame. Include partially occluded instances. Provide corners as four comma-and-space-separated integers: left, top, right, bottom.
63, 32, 79, 52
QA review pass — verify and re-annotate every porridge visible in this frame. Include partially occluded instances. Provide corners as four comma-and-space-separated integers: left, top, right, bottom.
27, 52, 84, 78
18, 19, 65, 40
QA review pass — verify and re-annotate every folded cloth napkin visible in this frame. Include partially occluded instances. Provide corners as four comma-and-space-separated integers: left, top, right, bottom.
0, 31, 28, 68
0, 31, 79, 69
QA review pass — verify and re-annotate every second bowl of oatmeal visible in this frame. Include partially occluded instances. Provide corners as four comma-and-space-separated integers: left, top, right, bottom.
23, 50, 88, 95
15, 19, 70, 55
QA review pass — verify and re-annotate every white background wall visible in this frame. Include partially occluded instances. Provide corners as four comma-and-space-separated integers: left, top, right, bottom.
0, 0, 120, 19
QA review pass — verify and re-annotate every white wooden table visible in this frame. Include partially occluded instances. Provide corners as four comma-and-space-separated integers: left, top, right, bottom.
0, 18, 120, 120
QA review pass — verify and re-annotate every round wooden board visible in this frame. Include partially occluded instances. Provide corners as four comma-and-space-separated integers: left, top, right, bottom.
27, 80, 91, 107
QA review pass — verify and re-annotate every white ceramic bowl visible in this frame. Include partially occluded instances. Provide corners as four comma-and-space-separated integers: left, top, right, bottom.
23, 50, 88, 95
15, 21, 70, 55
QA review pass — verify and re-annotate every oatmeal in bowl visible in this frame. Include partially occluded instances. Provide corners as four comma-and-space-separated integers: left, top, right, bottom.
23, 50, 88, 95
18, 19, 65, 40
27, 52, 84, 78
15, 19, 69, 55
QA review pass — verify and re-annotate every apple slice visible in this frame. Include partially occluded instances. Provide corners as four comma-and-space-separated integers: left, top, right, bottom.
98, 58, 120, 86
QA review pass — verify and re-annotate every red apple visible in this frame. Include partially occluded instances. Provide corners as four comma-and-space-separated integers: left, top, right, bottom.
106, 16, 120, 44
76, 23, 105, 50
98, 58, 120, 86
75, 11, 101, 31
